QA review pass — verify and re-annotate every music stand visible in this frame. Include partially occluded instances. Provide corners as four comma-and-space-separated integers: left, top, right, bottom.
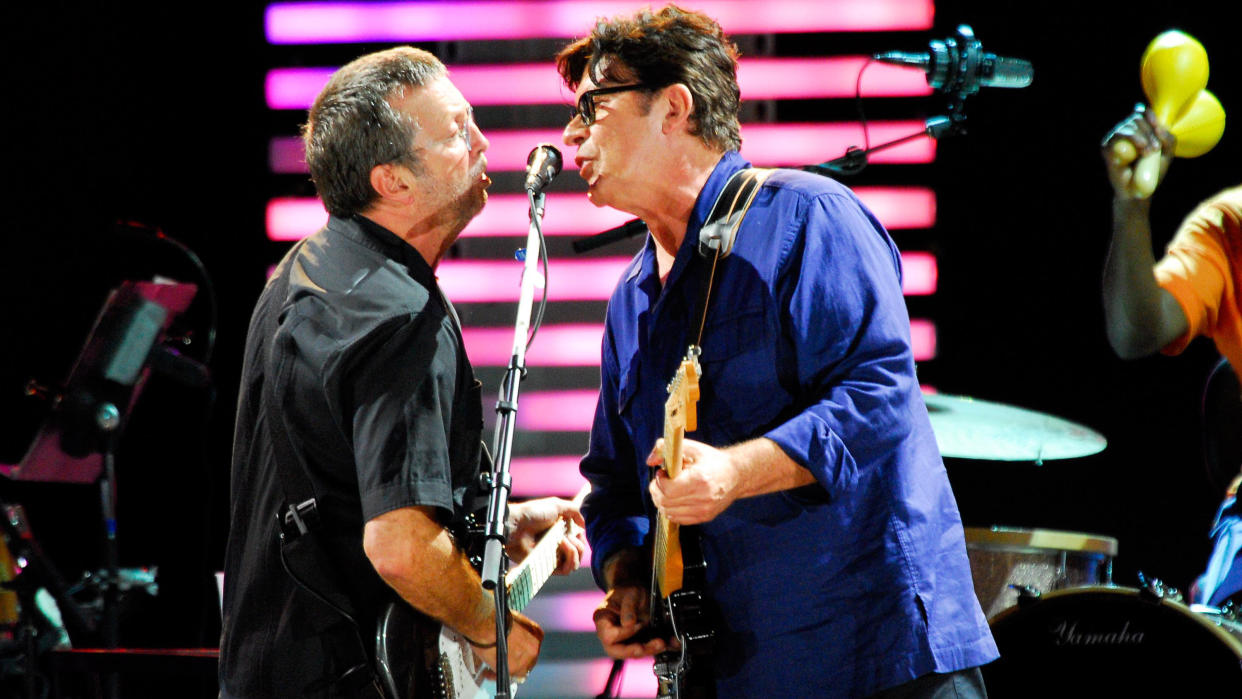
1, 279, 198, 699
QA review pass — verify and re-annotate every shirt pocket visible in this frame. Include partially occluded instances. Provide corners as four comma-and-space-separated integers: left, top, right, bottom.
696, 306, 785, 442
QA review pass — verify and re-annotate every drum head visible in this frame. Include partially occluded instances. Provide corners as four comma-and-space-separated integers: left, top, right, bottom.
982, 586, 1242, 695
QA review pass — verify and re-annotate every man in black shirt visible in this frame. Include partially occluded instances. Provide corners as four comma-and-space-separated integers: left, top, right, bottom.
220, 46, 586, 698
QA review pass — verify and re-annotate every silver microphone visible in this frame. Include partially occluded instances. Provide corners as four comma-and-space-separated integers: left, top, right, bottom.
874, 24, 1032, 96
524, 144, 563, 193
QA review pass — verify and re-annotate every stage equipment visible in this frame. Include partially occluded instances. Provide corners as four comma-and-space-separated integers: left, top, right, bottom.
480, 144, 563, 697
809, 25, 1032, 176
1, 278, 201, 699
964, 527, 1117, 618
982, 584, 1242, 694
921, 392, 1107, 463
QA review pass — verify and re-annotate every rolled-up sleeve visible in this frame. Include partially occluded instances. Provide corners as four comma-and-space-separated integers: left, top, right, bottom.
764, 191, 916, 499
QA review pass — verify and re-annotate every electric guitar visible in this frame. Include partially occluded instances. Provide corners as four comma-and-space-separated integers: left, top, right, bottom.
648, 346, 715, 699
374, 501, 583, 699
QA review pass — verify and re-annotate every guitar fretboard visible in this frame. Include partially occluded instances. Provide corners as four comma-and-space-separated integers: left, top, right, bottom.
505, 517, 572, 612
652, 347, 700, 599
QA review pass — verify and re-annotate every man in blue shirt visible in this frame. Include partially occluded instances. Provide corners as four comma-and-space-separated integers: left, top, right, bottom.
557, 7, 998, 696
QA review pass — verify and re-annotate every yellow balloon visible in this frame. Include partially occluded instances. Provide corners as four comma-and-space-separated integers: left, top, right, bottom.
1171, 89, 1226, 157
1141, 30, 1209, 125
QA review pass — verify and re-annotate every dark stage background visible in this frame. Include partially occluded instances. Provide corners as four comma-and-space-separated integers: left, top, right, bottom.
3, 0, 1238, 665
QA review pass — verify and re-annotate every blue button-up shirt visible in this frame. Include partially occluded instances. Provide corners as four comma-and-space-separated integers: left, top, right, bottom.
580, 151, 998, 696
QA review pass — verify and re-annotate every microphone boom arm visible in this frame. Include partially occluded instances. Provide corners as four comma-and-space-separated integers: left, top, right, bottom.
804, 115, 959, 177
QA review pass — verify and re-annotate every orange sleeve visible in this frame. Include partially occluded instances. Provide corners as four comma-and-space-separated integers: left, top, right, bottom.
1153, 186, 1242, 358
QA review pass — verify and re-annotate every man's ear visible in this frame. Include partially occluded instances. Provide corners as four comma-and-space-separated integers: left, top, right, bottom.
369, 162, 414, 203
661, 84, 695, 135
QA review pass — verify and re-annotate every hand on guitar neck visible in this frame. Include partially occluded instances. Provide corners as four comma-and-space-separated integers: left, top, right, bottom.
506, 496, 589, 575
646, 438, 741, 525
474, 495, 589, 677
647, 436, 817, 525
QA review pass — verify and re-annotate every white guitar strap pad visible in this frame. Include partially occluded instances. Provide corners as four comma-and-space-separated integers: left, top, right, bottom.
698, 168, 773, 259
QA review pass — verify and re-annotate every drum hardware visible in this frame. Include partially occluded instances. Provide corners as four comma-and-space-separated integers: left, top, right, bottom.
964, 527, 1118, 617
1214, 598, 1240, 621
1012, 585, 1041, 607
1136, 572, 1183, 603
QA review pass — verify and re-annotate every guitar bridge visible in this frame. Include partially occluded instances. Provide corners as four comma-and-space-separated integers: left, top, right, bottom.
436, 652, 455, 699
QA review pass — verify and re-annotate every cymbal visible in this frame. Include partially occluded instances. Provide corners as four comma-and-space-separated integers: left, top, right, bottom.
922, 392, 1107, 462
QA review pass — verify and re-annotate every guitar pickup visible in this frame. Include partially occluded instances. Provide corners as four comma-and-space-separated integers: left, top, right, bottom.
666, 589, 716, 649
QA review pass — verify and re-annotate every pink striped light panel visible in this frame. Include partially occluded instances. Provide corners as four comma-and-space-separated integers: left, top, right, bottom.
269, 121, 935, 174
266, 0, 934, 44
265, 58, 931, 111
266, 188, 935, 242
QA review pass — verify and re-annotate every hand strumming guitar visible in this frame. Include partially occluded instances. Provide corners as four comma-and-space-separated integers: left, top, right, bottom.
592, 547, 671, 659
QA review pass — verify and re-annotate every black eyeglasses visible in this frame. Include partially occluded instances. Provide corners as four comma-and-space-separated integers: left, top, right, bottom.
570, 83, 655, 127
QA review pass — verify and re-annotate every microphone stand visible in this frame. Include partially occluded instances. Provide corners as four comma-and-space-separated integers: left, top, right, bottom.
481, 187, 547, 698
803, 113, 961, 177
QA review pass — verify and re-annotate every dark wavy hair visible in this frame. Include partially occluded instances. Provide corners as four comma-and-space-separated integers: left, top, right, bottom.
556, 5, 742, 152
302, 47, 446, 217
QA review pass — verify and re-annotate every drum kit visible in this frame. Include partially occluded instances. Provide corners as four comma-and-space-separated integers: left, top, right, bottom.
924, 390, 1242, 692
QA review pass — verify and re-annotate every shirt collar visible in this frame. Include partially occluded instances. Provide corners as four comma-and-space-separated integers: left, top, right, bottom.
329, 214, 438, 291
630, 150, 751, 285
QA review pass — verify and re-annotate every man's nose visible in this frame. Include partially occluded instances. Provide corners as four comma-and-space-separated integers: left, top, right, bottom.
563, 116, 587, 147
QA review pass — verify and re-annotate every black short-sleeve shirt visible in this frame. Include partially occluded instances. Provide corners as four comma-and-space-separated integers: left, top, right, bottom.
220, 215, 486, 697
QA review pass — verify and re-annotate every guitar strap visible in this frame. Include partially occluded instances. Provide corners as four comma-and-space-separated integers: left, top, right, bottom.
692, 167, 773, 344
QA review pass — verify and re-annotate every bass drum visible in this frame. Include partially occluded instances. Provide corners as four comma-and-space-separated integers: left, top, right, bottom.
982, 586, 1242, 696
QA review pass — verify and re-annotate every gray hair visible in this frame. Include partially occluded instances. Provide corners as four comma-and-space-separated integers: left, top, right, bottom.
302, 46, 446, 217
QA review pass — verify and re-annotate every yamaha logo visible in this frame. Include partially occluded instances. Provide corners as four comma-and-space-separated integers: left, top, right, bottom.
1050, 620, 1146, 646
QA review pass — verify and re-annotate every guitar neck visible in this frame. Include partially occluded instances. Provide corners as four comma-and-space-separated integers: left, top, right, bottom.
505, 517, 571, 613
653, 348, 700, 599
652, 429, 684, 598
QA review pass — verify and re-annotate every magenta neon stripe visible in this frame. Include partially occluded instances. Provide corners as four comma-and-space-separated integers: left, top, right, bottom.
523, 590, 604, 632
853, 187, 936, 229
266, 1, 934, 44
509, 456, 589, 498
442, 250, 930, 305
265, 194, 633, 241
265, 58, 929, 111
269, 121, 933, 174
901, 251, 937, 296
739, 122, 935, 168
441, 260, 628, 303
515, 390, 599, 432
910, 318, 937, 361
515, 658, 657, 698
269, 136, 305, 174
461, 324, 604, 365
461, 194, 635, 237
267, 187, 933, 241
738, 57, 933, 99
505, 317, 935, 432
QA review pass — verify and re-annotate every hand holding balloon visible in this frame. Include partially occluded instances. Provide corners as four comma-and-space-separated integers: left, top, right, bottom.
1104, 30, 1226, 199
